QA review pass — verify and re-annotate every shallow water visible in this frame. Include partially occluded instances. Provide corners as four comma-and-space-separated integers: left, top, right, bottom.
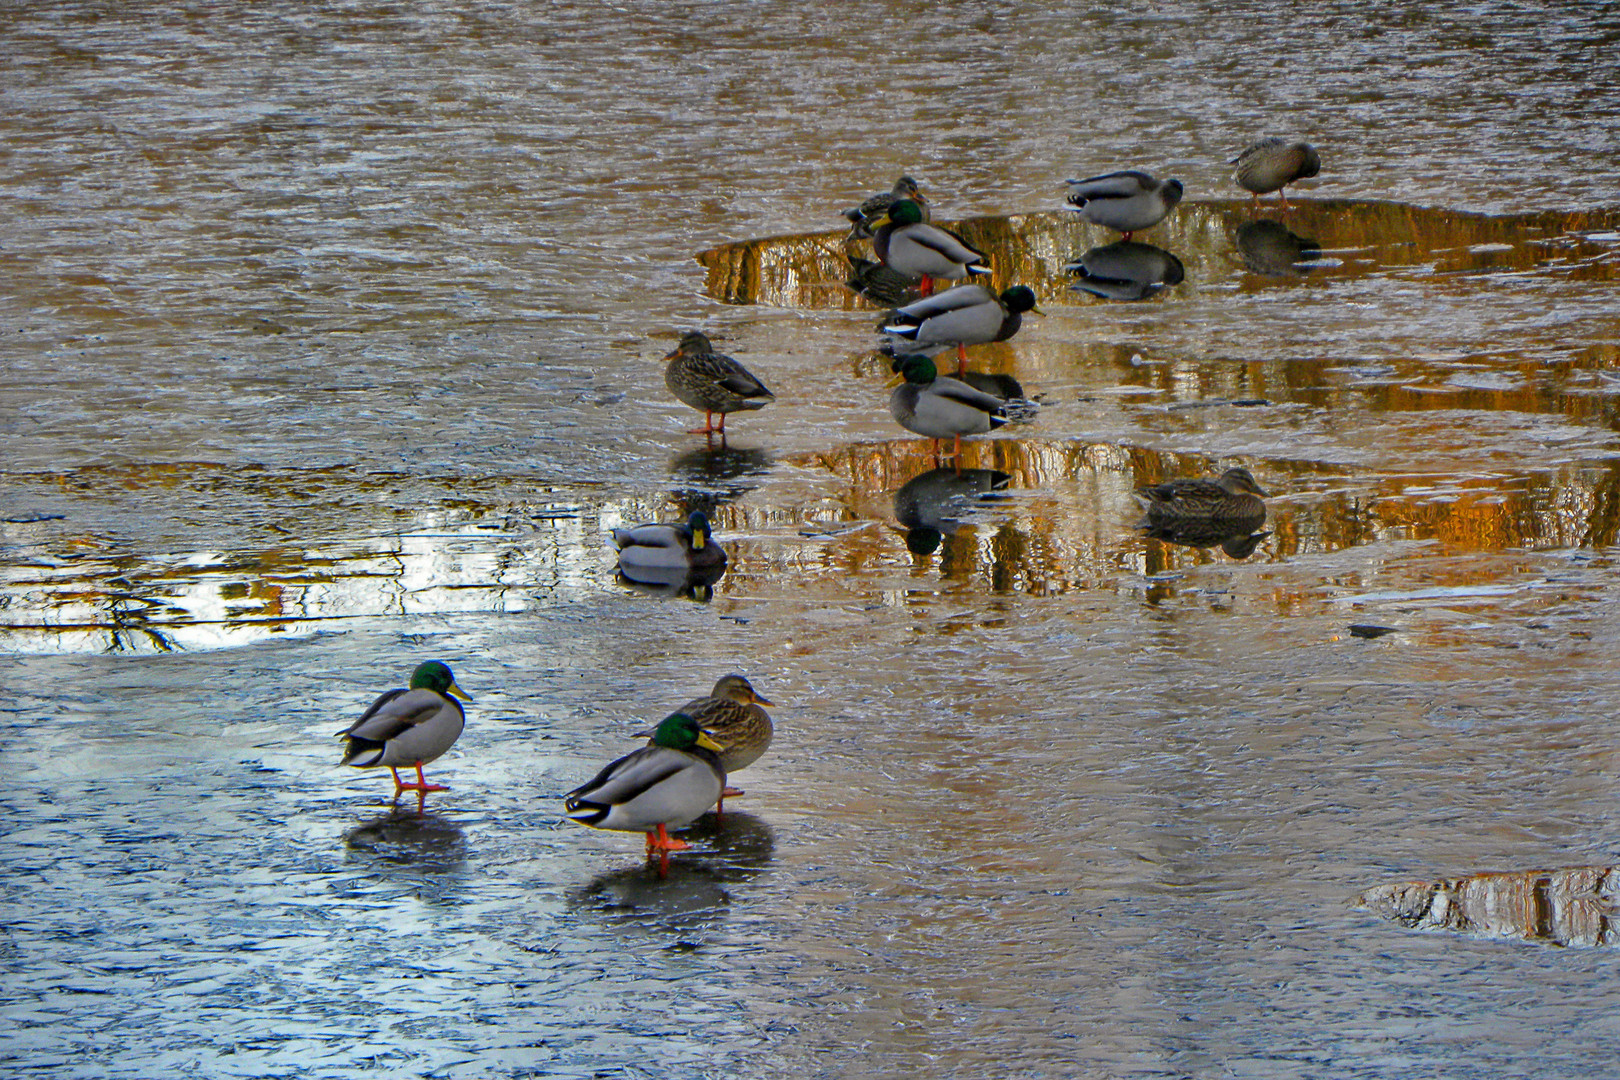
5, 3, 1620, 1078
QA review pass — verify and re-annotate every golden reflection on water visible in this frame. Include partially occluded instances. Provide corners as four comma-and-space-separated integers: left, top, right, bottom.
1360, 866, 1620, 947
697, 200, 1620, 309
7, 441, 1618, 652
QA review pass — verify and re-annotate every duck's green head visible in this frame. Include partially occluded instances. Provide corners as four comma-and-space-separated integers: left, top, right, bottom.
686, 510, 712, 549
1001, 285, 1040, 315
894, 353, 939, 385
410, 660, 472, 702
650, 712, 725, 753
876, 198, 927, 228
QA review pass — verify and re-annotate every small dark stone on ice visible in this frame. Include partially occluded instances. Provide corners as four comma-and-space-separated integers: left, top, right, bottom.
1349, 624, 1398, 639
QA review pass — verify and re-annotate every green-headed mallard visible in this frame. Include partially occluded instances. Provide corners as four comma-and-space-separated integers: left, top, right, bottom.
1136, 467, 1268, 521
889, 353, 1012, 458
1062, 171, 1184, 239
871, 198, 990, 297
641, 675, 775, 814
338, 660, 471, 797
663, 331, 775, 437
611, 510, 726, 578
882, 283, 1039, 376
564, 712, 726, 854
1231, 138, 1320, 210
844, 175, 929, 239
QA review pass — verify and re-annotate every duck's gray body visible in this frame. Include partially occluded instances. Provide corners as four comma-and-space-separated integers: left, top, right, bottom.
338, 687, 465, 770
1062, 170, 1183, 235
563, 743, 724, 834
882, 284, 1028, 354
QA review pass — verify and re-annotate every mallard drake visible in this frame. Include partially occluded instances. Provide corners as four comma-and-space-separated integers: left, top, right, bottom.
565, 712, 726, 854
844, 175, 929, 239
1062, 171, 1184, 239
871, 198, 990, 297
1136, 467, 1268, 520
663, 331, 774, 437
889, 353, 1011, 458
665, 675, 774, 813
1231, 138, 1320, 210
338, 660, 471, 797
612, 511, 726, 577
882, 284, 1039, 375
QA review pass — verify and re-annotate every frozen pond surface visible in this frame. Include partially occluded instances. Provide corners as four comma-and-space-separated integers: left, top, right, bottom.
4, 3, 1620, 1078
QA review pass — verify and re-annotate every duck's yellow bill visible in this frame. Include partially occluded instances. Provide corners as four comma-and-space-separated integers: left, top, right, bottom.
697, 731, 725, 753
447, 682, 473, 702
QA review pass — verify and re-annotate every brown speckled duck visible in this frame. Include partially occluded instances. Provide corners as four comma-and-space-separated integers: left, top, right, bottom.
642, 674, 776, 815
663, 331, 775, 437
1232, 138, 1320, 210
1136, 467, 1268, 521
844, 175, 929, 239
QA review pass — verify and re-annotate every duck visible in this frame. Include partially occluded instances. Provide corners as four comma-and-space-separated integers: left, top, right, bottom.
881, 284, 1039, 376
844, 175, 929, 239
1231, 138, 1320, 210
663, 331, 775, 438
337, 660, 472, 797
641, 675, 775, 815
612, 511, 727, 577
564, 712, 727, 854
1062, 171, 1184, 239
871, 198, 990, 297
845, 254, 923, 307
1136, 467, 1268, 521
889, 353, 1013, 458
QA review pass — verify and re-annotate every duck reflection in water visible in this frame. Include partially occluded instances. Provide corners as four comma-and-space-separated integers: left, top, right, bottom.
568, 811, 776, 934
893, 466, 1012, 556
615, 560, 727, 602
845, 253, 923, 307
1234, 219, 1322, 278
669, 444, 773, 500
343, 806, 468, 904
1066, 241, 1185, 301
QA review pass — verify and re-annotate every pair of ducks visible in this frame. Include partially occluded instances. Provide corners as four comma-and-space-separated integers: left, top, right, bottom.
1062, 137, 1321, 236
338, 664, 775, 856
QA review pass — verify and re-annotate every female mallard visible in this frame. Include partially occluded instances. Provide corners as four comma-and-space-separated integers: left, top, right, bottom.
338, 660, 472, 796
663, 331, 775, 437
882, 284, 1039, 375
889, 353, 1011, 458
1062, 171, 1184, 239
1136, 467, 1268, 520
564, 712, 726, 854
1231, 138, 1320, 210
844, 175, 929, 239
612, 511, 726, 576
648, 675, 775, 814
871, 198, 990, 297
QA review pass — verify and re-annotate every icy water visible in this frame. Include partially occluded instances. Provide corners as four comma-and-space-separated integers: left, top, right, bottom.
4, 2, 1620, 1078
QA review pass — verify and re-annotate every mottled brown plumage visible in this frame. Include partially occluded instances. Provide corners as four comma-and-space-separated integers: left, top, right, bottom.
642, 674, 775, 814
663, 331, 775, 436
844, 175, 929, 238
1137, 467, 1268, 520
1232, 138, 1320, 210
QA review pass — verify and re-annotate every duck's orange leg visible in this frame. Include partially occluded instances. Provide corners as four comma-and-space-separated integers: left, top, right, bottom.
394, 761, 447, 794
645, 823, 690, 854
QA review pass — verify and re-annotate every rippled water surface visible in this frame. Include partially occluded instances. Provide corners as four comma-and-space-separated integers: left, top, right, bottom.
5, 3, 1620, 1078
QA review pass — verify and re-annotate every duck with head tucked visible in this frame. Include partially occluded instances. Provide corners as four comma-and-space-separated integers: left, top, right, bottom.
641, 675, 775, 815
663, 331, 775, 439
870, 198, 990, 297
1136, 466, 1268, 521
565, 712, 727, 855
844, 175, 929, 239
1062, 170, 1184, 240
1231, 138, 1320, 210
881, 283, 1039, 377
612, 510, 726, 578
338, 660, 472, 798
